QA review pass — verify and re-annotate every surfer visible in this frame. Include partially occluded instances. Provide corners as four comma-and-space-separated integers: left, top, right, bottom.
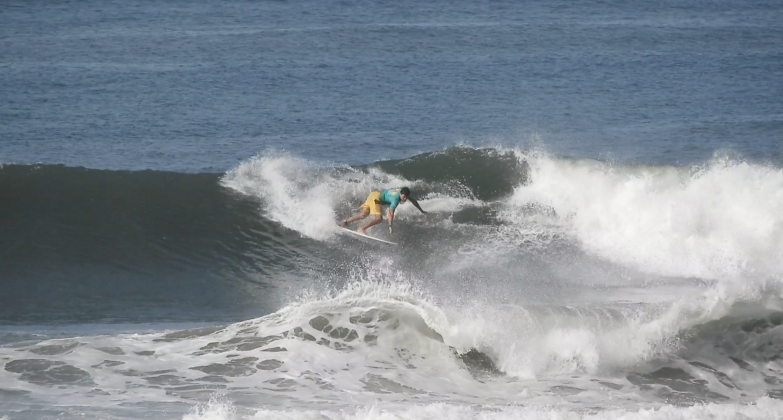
338, 187, 427, 234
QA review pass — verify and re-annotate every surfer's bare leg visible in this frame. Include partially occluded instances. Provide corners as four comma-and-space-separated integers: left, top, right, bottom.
358, 215, 382, 234
341, 209, 369, 226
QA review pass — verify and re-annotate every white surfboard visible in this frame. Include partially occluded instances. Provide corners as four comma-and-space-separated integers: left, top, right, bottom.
338, 227, 398, 246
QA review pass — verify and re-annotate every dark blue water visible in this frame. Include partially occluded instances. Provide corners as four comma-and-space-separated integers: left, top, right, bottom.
2, 1, 783, 419
3, 0, 781, 172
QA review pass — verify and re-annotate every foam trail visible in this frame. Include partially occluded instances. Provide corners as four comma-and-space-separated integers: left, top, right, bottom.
505, 153, 783, 280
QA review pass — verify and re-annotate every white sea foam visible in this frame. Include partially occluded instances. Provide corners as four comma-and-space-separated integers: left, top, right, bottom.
441, 149, 783, 383
183, 395, 237, 420
504, 152, 783, 280
220, 154, 347, 239
3, 276, 782, 419
435, 285, 717, 379
7, 150, 783, 419
245, 398, 783, 420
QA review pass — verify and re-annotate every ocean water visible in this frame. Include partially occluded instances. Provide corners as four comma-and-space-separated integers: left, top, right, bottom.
2, 0, 783, 419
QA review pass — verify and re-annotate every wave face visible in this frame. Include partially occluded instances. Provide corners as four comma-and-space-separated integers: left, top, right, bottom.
3, 147, 783, 419
0, 164, 319, 324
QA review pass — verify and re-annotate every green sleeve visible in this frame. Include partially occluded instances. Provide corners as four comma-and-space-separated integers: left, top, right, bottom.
388, 195, 401, 210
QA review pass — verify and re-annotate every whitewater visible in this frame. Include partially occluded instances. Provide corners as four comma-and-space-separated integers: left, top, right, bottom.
3, 148, 783, 419
3, 0, 782, 416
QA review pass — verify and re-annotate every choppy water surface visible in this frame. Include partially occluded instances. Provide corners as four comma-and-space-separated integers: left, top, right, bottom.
2, 0, 783, 419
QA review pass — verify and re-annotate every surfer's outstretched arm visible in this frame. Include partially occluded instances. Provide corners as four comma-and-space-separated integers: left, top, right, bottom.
409, 198, 427, 214
387, 208, 395, 233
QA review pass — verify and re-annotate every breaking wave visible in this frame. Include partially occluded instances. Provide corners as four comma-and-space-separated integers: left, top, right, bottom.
3, 146, 783, 418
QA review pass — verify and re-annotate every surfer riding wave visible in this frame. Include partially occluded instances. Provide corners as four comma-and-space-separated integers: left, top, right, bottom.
338, 187, 427, 234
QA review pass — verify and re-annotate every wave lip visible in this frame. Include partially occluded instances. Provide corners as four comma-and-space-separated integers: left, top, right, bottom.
367, 145, 530, 201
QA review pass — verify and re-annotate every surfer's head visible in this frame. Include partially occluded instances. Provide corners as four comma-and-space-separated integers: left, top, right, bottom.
400, 187, 410, 202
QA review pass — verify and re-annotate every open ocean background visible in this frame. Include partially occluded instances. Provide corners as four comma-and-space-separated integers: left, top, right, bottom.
1, 0, 783, 419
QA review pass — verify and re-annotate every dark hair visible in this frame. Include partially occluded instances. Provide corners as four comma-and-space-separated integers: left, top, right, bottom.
400, 187, 410, 197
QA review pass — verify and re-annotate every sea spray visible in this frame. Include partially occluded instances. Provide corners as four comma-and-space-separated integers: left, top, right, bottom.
220, 154, 344, 239
183, 394, 237, 420
505, 152, 783, 280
